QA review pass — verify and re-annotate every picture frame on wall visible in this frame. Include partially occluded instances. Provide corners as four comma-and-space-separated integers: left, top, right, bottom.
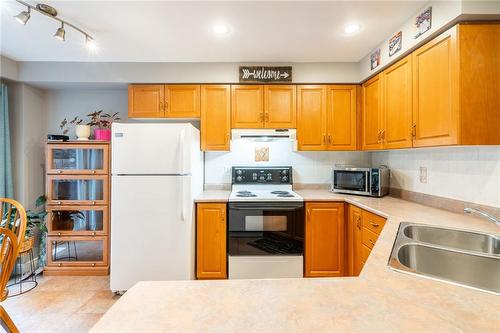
414, 6, 432, 39
370, 48, 381, 70
389, 31, 402, 57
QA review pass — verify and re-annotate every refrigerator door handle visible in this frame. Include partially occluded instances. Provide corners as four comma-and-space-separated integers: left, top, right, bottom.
179, 177, 186, 222
178, 129, 185, 174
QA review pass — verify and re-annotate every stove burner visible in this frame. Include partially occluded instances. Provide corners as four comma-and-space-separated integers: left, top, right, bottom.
236, 193, 257, 197
277, 194, 294, 198
271, 191, 290, 195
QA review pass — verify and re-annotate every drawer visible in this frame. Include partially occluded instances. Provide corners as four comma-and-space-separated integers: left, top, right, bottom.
362, 210, 386, 235
47, 175, 109, 206
47, 144, 109, 175
47, 236, 108, 268
362, 226, 379, 249
360, 244, 371, 266
47, 205, 108, 236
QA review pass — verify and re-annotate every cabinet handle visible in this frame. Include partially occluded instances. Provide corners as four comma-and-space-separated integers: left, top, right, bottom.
92, 232, 96, 236
226, 133, 230, 143
57, 170, 62, 174
381, 130, 385, 142
356, 217, 362, 229
323, 134, 327, 144
377, 130, 381, 143
56, 201, 62, 205
91, 201, 96, 205
159, 102, 163, 110
91, 170, 96, 174
369, 239, 375, 245
91, 263, 96, 267
57, 263, 62, 267
328, 135, 332, 144
265, 113, 269, 121
370, 222, 380, 228
411, 123, 417, 139
57, 232, 61, 236
260, 113, 264, 121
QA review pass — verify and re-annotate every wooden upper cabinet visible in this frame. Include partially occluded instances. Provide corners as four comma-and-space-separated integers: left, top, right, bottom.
297, 85, 328, 150
327, 85, 357, 150
362, 75, 383, 150
196, 203, 227, 280
128, 85, 165, 118
264, 85, 296, 128
231, 85, 264, 128
201, 85, 231, 151
165, 85, 201, 118
412, 26, 459, 147
382, 55, 413, 149
305, 202, 345, 277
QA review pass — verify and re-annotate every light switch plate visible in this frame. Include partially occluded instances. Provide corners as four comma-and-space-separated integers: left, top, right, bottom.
419, 166, 427, 183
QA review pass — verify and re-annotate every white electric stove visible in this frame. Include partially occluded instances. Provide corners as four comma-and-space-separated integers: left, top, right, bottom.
227, 166, 304, 280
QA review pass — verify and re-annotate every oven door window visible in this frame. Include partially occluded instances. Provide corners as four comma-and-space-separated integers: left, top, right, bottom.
334, 171, 368, 192
228, 204, 303, 256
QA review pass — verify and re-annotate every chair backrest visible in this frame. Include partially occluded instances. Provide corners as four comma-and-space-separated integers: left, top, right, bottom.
0, 198, 27, 247
0, 228, 19, 301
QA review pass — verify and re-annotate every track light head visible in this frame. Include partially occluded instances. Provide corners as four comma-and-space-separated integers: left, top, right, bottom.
54, 22, 66, 41
85, 35, 98, 52
14, 7, 31, 25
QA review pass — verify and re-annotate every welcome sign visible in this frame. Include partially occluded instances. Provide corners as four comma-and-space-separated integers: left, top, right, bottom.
239, 66, 292, 83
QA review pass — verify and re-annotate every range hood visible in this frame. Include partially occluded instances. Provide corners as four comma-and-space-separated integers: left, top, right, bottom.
231, 129, 297, 141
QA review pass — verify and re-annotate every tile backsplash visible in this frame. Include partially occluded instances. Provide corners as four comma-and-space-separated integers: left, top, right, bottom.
204, 139, 370, 185
372, 146, 500, 208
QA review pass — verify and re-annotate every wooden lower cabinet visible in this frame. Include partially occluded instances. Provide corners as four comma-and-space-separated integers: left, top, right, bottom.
196, 203, 227, 279
304, 202, 345, 277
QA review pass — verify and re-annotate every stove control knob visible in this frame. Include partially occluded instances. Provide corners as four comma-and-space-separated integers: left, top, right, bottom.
267, 173, 272, 180
236, 176, 243, 182
236, 170, 243, 175
282, 169, 288, 175
259, 175, 265, 181
281, 176, 288, 182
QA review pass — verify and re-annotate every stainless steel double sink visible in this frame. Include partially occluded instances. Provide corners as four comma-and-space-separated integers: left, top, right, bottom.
388, 222, 500, 295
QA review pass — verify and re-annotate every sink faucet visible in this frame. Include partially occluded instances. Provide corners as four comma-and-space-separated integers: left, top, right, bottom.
464, 207, 500, 226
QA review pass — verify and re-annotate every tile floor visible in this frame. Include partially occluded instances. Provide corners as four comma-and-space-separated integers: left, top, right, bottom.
3, 275, 119, 333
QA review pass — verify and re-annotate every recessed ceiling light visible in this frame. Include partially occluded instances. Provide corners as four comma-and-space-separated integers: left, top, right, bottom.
213, 24, 230, 35
344, 23, 360, 34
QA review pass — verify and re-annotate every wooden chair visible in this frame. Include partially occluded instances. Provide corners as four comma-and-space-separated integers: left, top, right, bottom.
0, 198, 28, 333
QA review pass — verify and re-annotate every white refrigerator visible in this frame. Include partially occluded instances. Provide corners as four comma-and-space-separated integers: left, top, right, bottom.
110, 123, 203, 292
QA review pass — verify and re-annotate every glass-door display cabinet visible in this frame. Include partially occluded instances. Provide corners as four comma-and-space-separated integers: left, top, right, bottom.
45, 141, 110, 276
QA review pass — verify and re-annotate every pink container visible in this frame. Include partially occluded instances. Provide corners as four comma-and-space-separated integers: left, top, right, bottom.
94, 128, 111, 141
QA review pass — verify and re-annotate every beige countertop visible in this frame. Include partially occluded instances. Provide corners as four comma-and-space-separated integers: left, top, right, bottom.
194, 190, 230, 202
92, 191, 500, 333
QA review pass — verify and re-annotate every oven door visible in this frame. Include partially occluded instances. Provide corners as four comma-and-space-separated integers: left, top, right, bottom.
228, 202, 304, 256
332, 169, 371, 196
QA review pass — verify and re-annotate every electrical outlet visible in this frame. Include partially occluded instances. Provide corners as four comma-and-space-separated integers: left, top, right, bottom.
419, 166, 427, 183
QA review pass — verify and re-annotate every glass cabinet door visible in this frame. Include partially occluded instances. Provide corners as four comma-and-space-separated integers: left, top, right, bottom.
47, 236, 108, 267
47, 206, 108, 236
47, 175, 109, 205
47, 144, 109, 175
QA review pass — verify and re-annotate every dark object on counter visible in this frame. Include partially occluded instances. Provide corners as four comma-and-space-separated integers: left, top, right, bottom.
47, 134, 69, 142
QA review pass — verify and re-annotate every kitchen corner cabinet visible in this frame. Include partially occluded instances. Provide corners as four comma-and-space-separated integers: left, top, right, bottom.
128, 84, 200, 118
304, 202, 345, 277
196, 203, 227, 279
201, 85, 231, 151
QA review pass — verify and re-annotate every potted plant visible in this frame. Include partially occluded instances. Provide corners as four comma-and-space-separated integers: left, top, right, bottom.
88, 110, 121, 141
60, 116, 92, 140
25, 196, 48, 267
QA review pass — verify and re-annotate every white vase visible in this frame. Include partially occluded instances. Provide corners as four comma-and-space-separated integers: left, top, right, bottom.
75, 125, 91, 141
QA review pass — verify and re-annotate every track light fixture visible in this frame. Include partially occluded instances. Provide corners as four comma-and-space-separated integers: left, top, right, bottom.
54, 22, 66, 41
14, 6, 31, 25
13, 0, 96, 49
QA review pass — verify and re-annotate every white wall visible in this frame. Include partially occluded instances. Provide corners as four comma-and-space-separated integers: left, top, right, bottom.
0, 55, 18, 80
8, 82, 46, 209
205, 139, 370, 185
372, 147, 500, 208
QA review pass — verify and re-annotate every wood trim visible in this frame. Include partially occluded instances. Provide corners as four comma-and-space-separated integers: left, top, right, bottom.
43, 266, 109, 276
46, 174, 109, 206
46, 143, 109, 175
47, 205, 109, 236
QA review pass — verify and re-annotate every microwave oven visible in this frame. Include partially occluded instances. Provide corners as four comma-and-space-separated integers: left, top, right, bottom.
331, 166, 390, 197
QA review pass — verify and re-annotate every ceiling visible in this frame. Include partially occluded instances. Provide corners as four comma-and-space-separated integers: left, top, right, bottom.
0, 1, 426, 62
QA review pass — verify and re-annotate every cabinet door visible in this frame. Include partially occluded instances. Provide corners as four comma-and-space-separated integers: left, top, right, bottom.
47, 236, 108, 268
201, 85, 231, 151
47, 205, 108, 236
264, 85, 296, 128
128, 85, 165, 118
231, 85, 264, 128
347, 204, 363, 276
297, 85, 328, 150
165, 85, 201, 118
46, 175, 109, 206
362, 75, 383, 150
412, 26, 459, 147
47, 144, 109, 175
305, 202, 345, 277
382, 55, 413, 149
327, 85, 357, 150
196, 203, 227, 279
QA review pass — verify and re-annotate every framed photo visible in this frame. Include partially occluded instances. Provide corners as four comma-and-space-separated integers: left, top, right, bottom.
389, 31, 402, 57
414, 6, 432, 39
370, 48, 381, 70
